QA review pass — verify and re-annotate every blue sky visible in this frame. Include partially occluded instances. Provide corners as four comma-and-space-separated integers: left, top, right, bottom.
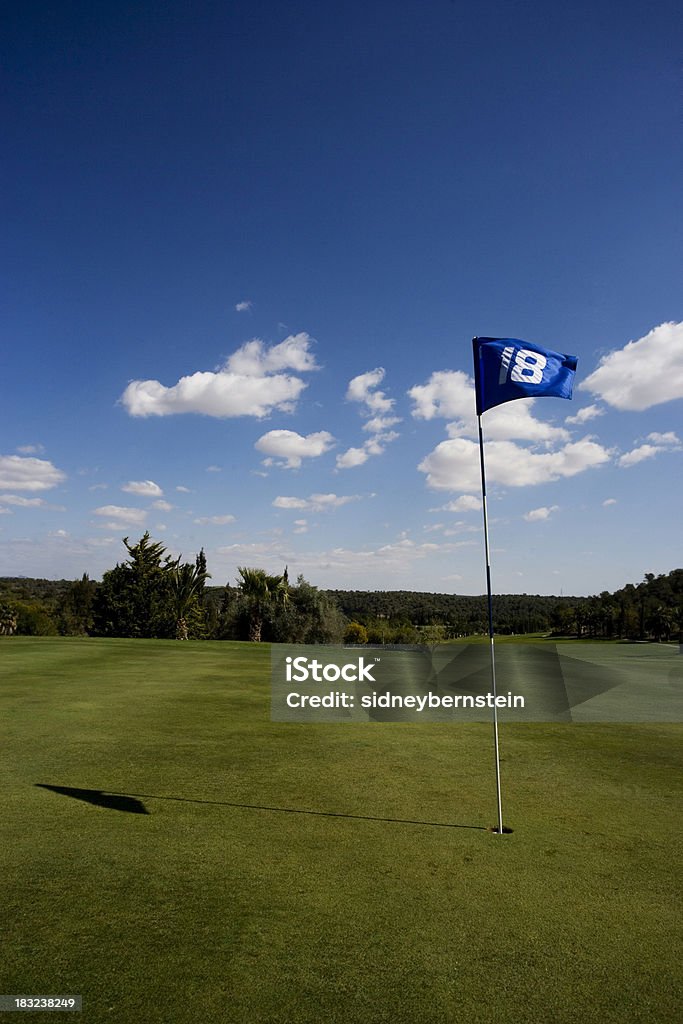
1, 0, 681, 595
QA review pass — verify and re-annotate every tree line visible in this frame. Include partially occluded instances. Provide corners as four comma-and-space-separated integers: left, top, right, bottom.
0, 534, 681, 643
329, 574, 683, 642
0, 533, 345, 643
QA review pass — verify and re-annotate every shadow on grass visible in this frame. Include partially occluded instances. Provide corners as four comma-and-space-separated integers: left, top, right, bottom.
35, 784, 149, 814
35, 784, 485, 830
129, 793, 488, 830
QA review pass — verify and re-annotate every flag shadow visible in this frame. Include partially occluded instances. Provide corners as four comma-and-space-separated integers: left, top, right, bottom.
126, 791, 489, 830
35, 784, 485, 830
35, 784, 149, 814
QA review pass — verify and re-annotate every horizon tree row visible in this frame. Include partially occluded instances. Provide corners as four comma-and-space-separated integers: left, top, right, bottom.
0, 535, 680, 642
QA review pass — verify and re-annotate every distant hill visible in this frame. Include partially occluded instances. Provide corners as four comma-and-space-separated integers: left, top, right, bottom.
324, 588, 582, 633
0, 577, 73, 604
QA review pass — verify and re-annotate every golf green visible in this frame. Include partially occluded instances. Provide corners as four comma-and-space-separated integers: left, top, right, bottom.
1, 637, 681, 1023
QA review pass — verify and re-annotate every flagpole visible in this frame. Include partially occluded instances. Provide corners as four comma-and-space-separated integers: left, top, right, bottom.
472, 333, 577, 834
477, 412, 504, 835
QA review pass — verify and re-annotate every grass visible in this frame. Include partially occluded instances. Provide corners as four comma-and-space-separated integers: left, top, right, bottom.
1, 636, 682, 1023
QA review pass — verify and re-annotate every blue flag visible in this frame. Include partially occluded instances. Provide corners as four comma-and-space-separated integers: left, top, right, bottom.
472, 337, 577, 416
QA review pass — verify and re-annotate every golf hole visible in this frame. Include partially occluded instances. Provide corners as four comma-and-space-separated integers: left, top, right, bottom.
488, 825, 514, 834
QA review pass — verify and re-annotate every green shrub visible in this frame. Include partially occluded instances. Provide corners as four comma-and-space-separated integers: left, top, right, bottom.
344, 621, 368, 644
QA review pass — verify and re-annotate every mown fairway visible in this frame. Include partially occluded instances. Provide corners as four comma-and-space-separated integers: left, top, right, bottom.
1, 637, 681, 1024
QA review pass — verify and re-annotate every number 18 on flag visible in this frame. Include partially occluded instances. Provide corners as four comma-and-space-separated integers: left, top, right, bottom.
472, 337, 577, 416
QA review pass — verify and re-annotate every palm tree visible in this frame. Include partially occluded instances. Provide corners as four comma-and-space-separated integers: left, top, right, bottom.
171, 558, 212, 640
236, 567, 289, 642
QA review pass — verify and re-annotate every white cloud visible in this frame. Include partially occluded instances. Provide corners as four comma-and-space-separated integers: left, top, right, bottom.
618, 444, 660, 468
290, 539, 470, 573
272, 496, 314, 510
523, 505, 559, 522
339, 368, 401, 469
0, 494, 46, 507
334, 431, 399, 469
217, 541, 283, 561
152, 500, 173, 511
0, 506, 11, 515
336, 446, 369, 469
422, 521, 479, 538
603, 498, 617, 506
432, 495, 482, 512
412, 368, 610, 496
181, 535, 482, 589
235, 300, 252, 312
93, 505, 148, 526
471, 403, 570, 444
227, 334, 318, 375
409, 370, 472, 421
254, 429, 335, 469
0, 455, 66, 492
363, 431, 400, 455
647, 431, 680, 446
16, 443, 45, 455
346, 368, 394, 414
122, 480, 163, 497
409, 370, 569, 444
565, 404, 604, 424
193, 515, 236, 525
273, 493, 361, 512
121, 333, 318, 418
362, 415, 401, 433
419, 436, 610, 492
618, 430, 681, 468
581, 321, 683, 410
176, 485, 191, 493
206, 465, 221, 473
